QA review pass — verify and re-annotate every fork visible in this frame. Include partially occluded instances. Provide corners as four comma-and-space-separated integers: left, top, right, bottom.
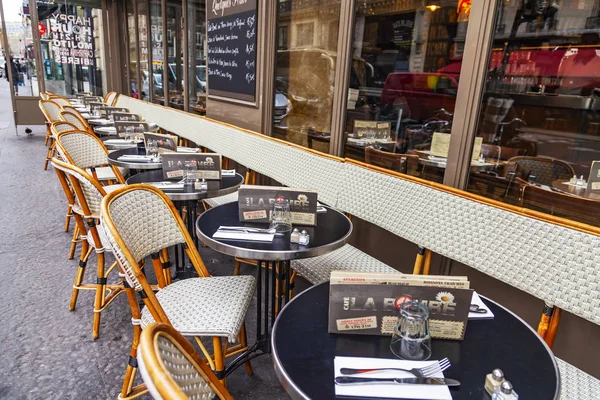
339, 357, 451, 378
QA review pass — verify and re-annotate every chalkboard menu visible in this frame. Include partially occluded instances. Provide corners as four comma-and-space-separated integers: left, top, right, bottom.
207, 0, 257, 103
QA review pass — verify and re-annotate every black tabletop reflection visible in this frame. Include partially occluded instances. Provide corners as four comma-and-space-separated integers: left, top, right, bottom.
195, 202, 352, 261
273, 283, 560, 400
126, 170, 244, 202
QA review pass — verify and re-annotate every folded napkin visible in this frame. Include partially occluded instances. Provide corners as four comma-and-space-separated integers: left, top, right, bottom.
221, 169, 236, 177
177, 146, 200, 153
105, 139, 135, 144
149, 182, 185, 190
334, 356, 451, 400
95, 127, 117, 133
88, 118, 112, 124
469, 292, 494, 320
213, 230, 274, 242
118, 155, 154, 162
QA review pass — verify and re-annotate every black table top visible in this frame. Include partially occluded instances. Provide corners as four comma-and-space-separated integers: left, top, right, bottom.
272, 283, 560, 400
195, 202, 352, 261
126, 170, 244, 202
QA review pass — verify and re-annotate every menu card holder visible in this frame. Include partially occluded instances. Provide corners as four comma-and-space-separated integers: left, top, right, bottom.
237, 185, 318, 226
113, 112, 141, 122
161, 153, 222, 180
104, 107, 129, 119
587, 161, 600, 191
143, 132, 177, 154
115, 121, 151, 138
328, 272, 472, 340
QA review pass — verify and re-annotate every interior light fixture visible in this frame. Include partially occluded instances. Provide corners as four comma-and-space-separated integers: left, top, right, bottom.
426, 0, 440, 11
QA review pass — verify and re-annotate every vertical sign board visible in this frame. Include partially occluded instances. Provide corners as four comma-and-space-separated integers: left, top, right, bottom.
207, 0, 258, 103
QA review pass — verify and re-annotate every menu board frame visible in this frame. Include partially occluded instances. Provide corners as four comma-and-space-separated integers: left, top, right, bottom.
161, 153, 222, 180
206, 0, 258, 106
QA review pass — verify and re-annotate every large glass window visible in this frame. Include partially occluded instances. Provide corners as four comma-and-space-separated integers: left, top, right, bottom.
38, 0, 106, 96
138, 0, 149, 101
166, 0, 184, 110
127, 0, 138, 96
466, 0, 600, 227
272, 0, 341, 151
150, 0, 164, 104
2, 5, 39, 97
187, 0, 206, 114
342, 1, 469, 183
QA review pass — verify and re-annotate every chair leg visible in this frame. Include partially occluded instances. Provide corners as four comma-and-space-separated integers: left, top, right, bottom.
233, 260, 241, 276
70, 242, 92, 311
92, 250, 106, 340
68, 225, 80, 260
43, 140, 54, 170
213, 336, 225, 384
423, 249, 432, 275
119, 324, 148, 400
64, 204, 73, 232
238, 323, 253, 376
412, 246, 426, 274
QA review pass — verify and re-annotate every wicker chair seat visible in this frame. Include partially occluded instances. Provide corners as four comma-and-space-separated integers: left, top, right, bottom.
87, 166, 126, 181
557, 358, 600, 400
140, 276, 255, 343
291, 244, 400, 285
204, 191, 238, 208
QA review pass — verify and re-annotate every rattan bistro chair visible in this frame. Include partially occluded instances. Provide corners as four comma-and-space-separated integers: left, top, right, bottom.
100, 185, 255, 398
48, 95, 71, 108
60, 110, 93, 133
105, 91, 118, 106
45, 121, 79, 170
50, 158, 125, 339
138, 322, 233, 400
365, 147, 421, 177
56, 130, 125, 185
39, 99, 63, 147
505, 156, 575, 186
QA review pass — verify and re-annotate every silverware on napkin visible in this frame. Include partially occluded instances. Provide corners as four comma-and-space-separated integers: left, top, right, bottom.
334, 377, 460, 386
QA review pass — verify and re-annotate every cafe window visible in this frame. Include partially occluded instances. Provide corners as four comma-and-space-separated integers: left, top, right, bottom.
138, 0, 149, 101
272, 0, 341, 151
166, 0, 184, 110
187, 0, 206, 115
342, 1, 469, 183
466, 0, 600, 227
2, 9, 39, 97
38, 0, 106, 96
150, 0, 164, 104
127, 0, 137, 96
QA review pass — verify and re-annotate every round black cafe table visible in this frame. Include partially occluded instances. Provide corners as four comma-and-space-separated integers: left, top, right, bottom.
272, 283, 560, 400
196, 202, 352, 376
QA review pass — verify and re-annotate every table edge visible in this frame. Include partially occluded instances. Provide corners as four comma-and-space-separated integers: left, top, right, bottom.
271, 284, 561, 400
195, 205, 353, 261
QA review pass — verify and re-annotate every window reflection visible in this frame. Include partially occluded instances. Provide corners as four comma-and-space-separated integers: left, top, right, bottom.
3, 15, 38, 96
138, 0, 149, 101
468, 0, 600, 227
273, 0, 341, 152
343, 1, 469, 183
166, 0, 184, 110
187, 0, 206, 115
127, 0, 137, 97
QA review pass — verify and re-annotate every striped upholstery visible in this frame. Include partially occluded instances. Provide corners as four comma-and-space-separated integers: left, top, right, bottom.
204, 191, 239, 208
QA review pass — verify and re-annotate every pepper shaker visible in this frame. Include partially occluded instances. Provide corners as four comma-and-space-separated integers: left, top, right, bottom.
485, 368, 505, 395
298, 230, 310, 246
491, 381, 519, 400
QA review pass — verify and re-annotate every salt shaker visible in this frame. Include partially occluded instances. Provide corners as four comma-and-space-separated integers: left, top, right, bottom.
290, 228, 300, 244
491, 381, 519, 400
298, 230, 310, 245
485, 368, 505, 395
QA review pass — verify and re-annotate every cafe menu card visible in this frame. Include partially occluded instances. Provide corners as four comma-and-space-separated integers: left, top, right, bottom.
143, 132, 177, 154
103, 107, 129, 119
376, 121, 391, 140
115, 121, 150, 138
354, 120, 378, 138
587, 161, 600, 191
237, 185, 318, 226
82, 96, 102, 105
88, 101, 105, 114
161, 153, 222, 180
430, 133, 483, 160
328, 272, 472, 340
113, 112, 141, 122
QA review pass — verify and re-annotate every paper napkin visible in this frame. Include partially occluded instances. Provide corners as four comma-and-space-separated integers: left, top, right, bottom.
213, 230, 274, 242
469, 292, 494, 320
334, 356, 452, 400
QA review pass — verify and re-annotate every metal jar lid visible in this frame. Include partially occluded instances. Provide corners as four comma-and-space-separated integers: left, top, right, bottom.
500, 381, 513, 394
492, 369, 504, 381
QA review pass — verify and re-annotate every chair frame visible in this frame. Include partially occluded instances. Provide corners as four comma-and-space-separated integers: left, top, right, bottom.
59, 110, 93, 133
39, 99, 63, 147
139, 322, 233, 400
505, 156, 575, 185
56, 130, 126, 185
101, 184, 251, 399
105, 91, 118, 106
51, 158, 125, 339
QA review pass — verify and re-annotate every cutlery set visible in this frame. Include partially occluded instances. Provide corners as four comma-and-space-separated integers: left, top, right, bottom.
335, 358, 460, 387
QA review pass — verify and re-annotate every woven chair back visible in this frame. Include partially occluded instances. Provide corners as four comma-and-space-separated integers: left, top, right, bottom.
50, 121, 79, 139
39, 100, 62, 123
104, 92, 117, 106
40, 92, 49, 100
365, 147, 420, 176
50, 158, 107, 217
506, 156, 575, 186
56, 130, 109, 170
60, 110, 90, 131
62, 105, 81, 115
139, 323, 232, 400
49, 96, 71, 107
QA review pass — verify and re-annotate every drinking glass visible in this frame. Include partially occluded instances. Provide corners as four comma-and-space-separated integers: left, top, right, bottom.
390, 301, 432, 360
184, 160, 197, 183
146, 139, 159, 160
269, 196, 292, 233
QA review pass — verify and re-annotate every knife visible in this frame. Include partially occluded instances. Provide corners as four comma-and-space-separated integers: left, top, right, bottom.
334, 376, 460, 386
